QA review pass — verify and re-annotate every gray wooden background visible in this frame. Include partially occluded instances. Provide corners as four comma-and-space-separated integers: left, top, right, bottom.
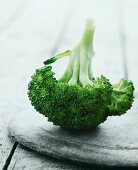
0, 0, 138, 169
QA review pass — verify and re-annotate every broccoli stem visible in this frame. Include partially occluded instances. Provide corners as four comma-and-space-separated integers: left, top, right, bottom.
44, 19, 95, 86
44, 50, 71, 65
59, 48, 78, 83
60, 19, 95, 86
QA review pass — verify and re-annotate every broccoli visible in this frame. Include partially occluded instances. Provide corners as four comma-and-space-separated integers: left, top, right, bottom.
28, 19, 134, 130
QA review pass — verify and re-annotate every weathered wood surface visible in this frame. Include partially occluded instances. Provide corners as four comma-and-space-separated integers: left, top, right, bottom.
123, 0, 138, 91
8, 145, 90, 170
0, 0, 29, 167
0, 0, 138, 169
0, 0, 76, 169
8, 99, 138, 167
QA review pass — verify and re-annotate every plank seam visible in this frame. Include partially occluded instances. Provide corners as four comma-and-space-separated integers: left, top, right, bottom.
2, 142, 18, 170
117, 0, 128, 79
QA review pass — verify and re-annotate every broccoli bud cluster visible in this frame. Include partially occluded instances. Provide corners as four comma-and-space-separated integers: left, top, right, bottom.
28, 19, 134, 129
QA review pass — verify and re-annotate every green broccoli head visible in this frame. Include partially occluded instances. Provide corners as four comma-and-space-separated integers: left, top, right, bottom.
108, 79, 134, 116
28, 19, 134, 129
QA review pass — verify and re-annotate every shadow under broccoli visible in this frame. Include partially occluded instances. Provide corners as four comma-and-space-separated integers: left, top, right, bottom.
28, 19, 134, 130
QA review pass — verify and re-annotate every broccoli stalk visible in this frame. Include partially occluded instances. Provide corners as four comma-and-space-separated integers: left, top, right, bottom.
60, 19, 95, 86
28, 19, 134, 130
44, 19, 95, 86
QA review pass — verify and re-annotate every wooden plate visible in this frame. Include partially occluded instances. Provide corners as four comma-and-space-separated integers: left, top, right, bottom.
8, 99, 138, 167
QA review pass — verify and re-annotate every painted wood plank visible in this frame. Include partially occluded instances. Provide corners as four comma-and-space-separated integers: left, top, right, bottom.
0, 0, 75, 168
122, 0, 138, 91
0, 0, 30, 32
4, 0, 137, 168
7, 0, 136, 169
8, 144, 90, 170
0, 0, 30, 167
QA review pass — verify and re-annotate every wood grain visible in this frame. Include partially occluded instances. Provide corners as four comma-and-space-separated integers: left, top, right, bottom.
8, 145, 91, 170
117, 0, 138, 96
7, 0, 137, 169
0, 0, 75, 169
122, 0, 138, 91
8, 99, 138, 167
1, 0, 137, 169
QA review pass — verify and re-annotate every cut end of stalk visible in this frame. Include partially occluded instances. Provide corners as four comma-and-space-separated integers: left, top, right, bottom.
86, 18, 95, 29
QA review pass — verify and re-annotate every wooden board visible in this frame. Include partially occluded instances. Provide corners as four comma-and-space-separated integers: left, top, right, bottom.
0, 0, 29, 167
0, 0, 75, 169
8, 99, 138, 167
123, 0, 138, 91
8, 144, 90, 170
1, 0, 138, 169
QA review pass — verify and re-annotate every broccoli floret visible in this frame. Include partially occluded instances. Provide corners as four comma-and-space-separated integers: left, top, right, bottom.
108, 79, 134, 116
28, 19, 134, 129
